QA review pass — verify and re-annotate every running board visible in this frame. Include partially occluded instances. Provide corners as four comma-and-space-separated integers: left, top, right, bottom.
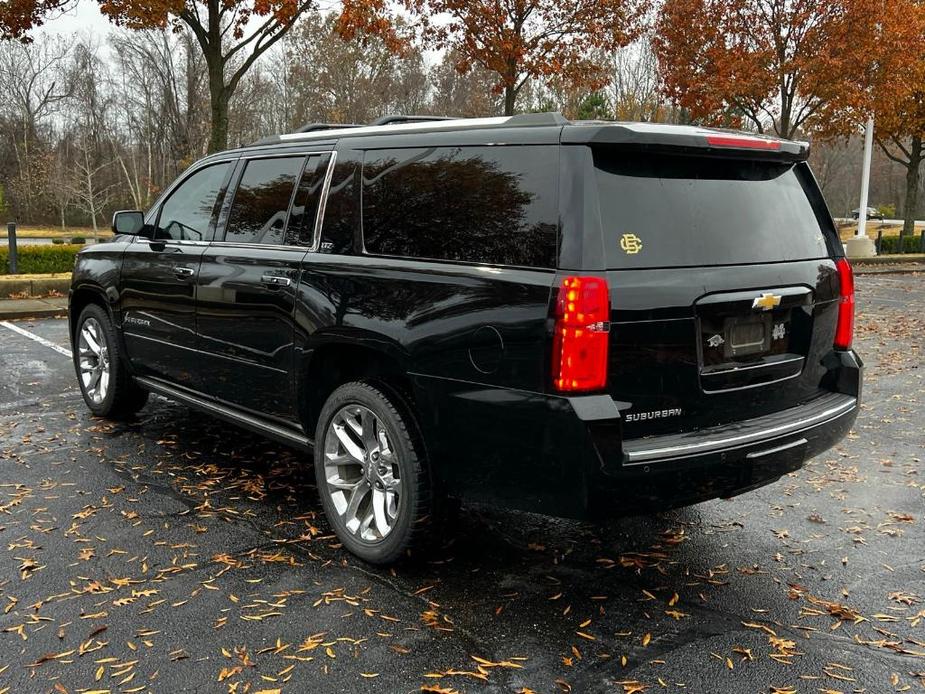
135, 376, 313, 452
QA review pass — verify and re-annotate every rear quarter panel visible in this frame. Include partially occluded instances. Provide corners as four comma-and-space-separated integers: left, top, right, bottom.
294, 253, 559, 506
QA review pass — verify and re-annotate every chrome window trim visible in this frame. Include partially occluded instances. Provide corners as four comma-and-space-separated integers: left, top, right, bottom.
310, 151, 338, 252
624, 396, 856, 463
240, 152, 323, 161
207, 241, 311, 252
133, 237, 210, 247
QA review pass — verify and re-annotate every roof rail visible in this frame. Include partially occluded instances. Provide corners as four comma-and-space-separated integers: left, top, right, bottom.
247, 112, 569, 148
370, 115, 456, 126
506, 112, 570, 127
295, 122, 362, 133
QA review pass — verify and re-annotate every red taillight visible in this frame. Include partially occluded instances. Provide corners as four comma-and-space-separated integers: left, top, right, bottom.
552, 276, 610, 392
705, 134, 782, 150
834, 257, 855, 350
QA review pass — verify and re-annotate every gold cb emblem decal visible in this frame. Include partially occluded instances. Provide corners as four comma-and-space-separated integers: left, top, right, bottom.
620, 233, 643, 255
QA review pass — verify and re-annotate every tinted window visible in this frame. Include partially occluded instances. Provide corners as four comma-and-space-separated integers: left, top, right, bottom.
287, 154, 329, 246
320, 157, 359, 254
362, 146, 558, 267
156, 162, 231, 241
595, 151, 829, 268
224, 157, 302, 245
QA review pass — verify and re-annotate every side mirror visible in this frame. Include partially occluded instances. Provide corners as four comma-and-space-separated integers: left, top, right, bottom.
112, 210, 145, 236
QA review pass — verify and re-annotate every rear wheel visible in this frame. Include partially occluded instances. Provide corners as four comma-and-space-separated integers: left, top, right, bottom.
314, 381, 434, 564
74, 304, 148, 418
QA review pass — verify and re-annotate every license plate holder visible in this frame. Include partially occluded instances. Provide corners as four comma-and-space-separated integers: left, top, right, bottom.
724, 314, 772, 358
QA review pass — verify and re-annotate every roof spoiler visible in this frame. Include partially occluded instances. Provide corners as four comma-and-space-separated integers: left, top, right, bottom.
562, 124, 809, 161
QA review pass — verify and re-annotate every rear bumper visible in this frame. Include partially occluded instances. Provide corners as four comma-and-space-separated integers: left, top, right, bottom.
585, 391, 857, 516
579, 350, 862, 516
413, 350, 862, 519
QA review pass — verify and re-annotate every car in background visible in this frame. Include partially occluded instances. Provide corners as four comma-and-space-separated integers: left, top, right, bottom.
851, 207, 884, 221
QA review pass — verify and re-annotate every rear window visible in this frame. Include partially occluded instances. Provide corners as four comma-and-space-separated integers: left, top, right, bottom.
594, 150, 829, 268
362, 146, 558, 268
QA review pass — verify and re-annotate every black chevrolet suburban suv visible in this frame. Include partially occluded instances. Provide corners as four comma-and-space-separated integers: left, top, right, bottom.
69, 113, 862, 563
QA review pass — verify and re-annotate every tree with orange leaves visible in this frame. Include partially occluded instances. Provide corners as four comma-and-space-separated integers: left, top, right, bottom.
859, 0, 925, 237
0, 0, 313, 152
338, 0, 645, 116
652, 0, 881, 140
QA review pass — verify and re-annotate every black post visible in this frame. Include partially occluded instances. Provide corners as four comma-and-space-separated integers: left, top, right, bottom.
876, 228, 883, 254
920, 229, 924, 253
6, 222, 16, 275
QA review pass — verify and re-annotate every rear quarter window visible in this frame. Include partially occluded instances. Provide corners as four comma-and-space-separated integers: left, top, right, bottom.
594, 150, 830, 269
361, 145, 558, 268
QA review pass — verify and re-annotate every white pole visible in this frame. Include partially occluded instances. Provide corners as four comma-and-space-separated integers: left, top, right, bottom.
857, 116, 874, 239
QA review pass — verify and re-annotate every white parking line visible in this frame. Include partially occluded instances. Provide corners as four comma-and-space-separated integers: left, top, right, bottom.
0, 320, 72, 358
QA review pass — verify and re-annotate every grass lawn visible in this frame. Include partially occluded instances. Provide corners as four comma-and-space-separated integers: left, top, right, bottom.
837, 221, 924, 241
1, 225, 101, 239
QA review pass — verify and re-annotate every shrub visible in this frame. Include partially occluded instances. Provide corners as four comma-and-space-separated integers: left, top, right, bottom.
876, 203, 896, 219
1, 244, 81, 274
878, 233, 925, 255
51, 238, 65, 245
70, 236, 86, 245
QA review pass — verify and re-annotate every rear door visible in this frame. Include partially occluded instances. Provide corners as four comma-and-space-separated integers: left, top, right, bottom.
196, 152, 331, 422
566, 145, 842, 439
121, 160, 234, 389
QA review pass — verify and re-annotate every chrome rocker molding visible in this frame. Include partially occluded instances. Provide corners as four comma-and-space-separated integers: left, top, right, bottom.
135, 376, 312, 451
623, 392, 857, 464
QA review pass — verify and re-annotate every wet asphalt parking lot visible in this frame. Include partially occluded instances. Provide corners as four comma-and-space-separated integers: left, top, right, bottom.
0, 272, 922, 694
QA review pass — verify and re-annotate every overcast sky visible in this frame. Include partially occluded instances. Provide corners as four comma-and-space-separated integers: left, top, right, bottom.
36, 2, 113, 38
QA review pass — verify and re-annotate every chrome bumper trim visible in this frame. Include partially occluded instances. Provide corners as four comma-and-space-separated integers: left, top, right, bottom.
624, 394, 856, 463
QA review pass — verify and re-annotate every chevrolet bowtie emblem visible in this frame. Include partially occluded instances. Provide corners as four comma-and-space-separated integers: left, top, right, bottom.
752, 292, 782, 311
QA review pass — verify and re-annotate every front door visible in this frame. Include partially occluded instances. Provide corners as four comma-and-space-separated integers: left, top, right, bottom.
121, 160, 234, 389
196, 153, 331, 423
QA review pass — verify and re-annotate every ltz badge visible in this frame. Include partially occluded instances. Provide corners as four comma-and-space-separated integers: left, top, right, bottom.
620, 233, 643, 254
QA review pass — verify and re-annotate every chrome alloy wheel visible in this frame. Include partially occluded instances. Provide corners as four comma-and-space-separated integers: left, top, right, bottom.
323, 405, 401, 543
78, 317, 110, 405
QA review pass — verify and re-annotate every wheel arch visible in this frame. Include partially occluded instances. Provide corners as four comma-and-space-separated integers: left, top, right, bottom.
69, 284, 115, 340
299, 335, 415, 440
68, 283, 130, 370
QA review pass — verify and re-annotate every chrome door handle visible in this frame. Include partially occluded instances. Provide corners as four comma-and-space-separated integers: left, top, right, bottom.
261, 274, 291, 288
174, 266, 195, 278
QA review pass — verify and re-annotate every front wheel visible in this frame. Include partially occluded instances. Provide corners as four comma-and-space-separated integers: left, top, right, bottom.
314, 381, 435, 564
74, 304, 148, 418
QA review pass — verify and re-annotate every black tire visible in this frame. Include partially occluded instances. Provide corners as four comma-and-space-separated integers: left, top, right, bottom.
314, 381, 435, 564
74, 304, 148, 419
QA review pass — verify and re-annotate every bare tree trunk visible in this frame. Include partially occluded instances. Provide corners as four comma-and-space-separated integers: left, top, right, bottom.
902, 136, 922, 240
83, 147, 99, 239
504, 84, 516, 116
208, 83, 230, 153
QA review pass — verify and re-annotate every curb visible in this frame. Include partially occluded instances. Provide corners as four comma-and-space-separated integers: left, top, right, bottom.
0, 276, 71, 299
0, 307, 68, 321
854, 268, 923, 276
851, 255, 925, 265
